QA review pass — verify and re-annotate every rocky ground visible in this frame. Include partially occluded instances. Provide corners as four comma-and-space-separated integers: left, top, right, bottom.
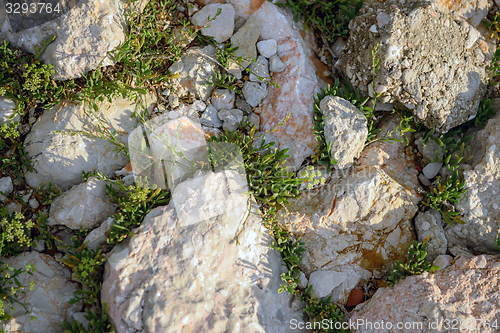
0, 0, 500, 332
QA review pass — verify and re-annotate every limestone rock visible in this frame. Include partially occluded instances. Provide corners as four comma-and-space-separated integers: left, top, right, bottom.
277, 165, 421, 303
415, 209, 447, 262
337, 1, 488, 133
242, 81, 268, 107
0, 176, 13, 198
24, 96, 149, 190
249, 55, 270, 82
218, 109, 244, 131
1, 0, 130, 80
358, 114, 422, 194
129, 116, 208, 189
430, 0, 491, 27
48, 177, 115, 230
350, 255, 500, 333
168, 45, 218, 101
211, 89, 235, 111
1, 252, 81, 333
191, 4, 235, 43
102, 171, 303, 332
200, 104, 223, 128
269, 55, 286, 72
83, 217, 115, 250
446, 107, 500, 253
230, 14, 262, 68
422, 162, 443, 179
253, 2, 326, 170
257, 39, 277, 58
0, 96, 19, 125
321, 96, 368, 169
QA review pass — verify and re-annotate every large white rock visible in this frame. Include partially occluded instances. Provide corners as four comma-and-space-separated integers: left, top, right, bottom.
102, 171, 304, 332
48, 177, 116, 230
350, 255, 500, 333
0, 0, 135, 80
277, 116, 423, 303
446, 104, 500, 253
1, 252, 81, 333
321, 96, 368, 169
191, 4, 235, 43
24, 96, 151, 190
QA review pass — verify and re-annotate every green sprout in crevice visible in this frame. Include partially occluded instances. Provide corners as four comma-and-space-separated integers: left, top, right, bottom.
422, 173, 466, 226
387, 237, 440, 286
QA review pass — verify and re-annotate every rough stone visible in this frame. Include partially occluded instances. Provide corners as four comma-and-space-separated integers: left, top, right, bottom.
257, 39, 277, 58
211, 89, 236, 111
249, 55, 270, 82
191, 4, 235, 43
218, 109, 244, 131
446, 106, 500, 253
102, 171, 303, 332
433, 254, 453, 270
230, 14, 262, 68
337, 1, 488, 133
0, 176, 13, 197
24, 96, 150, 189
132, 116, 208, 189
83, 217, 115, 251
1, 252, 81, 333
200, 104, 223, 128
269, 55, 286, 72
1, 0, 131, 80
168, 45, 218, 100
321, 96, 368, 169
0, 96, 19, 125
246, 112, 260, 129
430, 0, 491, 27
242, 81, 268, 107
277, 166, 421, 303
415, 209, 447, 262
350, 255, 500, 333
423, 162, 443, 179
48, 177, 116, 230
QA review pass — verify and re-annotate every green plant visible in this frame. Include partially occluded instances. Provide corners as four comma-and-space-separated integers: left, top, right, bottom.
205, 70, 241, 93
0, 121, 19, 150
422, 173, 466, 226
387, 237, 439, 286
106, 178, 171, 245
495, 234, 500, 252
216, 42, 239, 68
482, 11, 500, 40
299, 165, 327, 190
0, 40, 74, 115
276, 0, 363, 41
34, 213, 54, 250
211, 121, 349, 331
35, 182, 62, 206
423, 128, 474, 173
470, 98, 496, 127
208, 118, 302, 206
62, 303, 115, 333
300, 286, 350, 333
0, 260, 36, 322
488, 48, 500, 85
61, 248, 107, 305
0, 211, 35, 256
